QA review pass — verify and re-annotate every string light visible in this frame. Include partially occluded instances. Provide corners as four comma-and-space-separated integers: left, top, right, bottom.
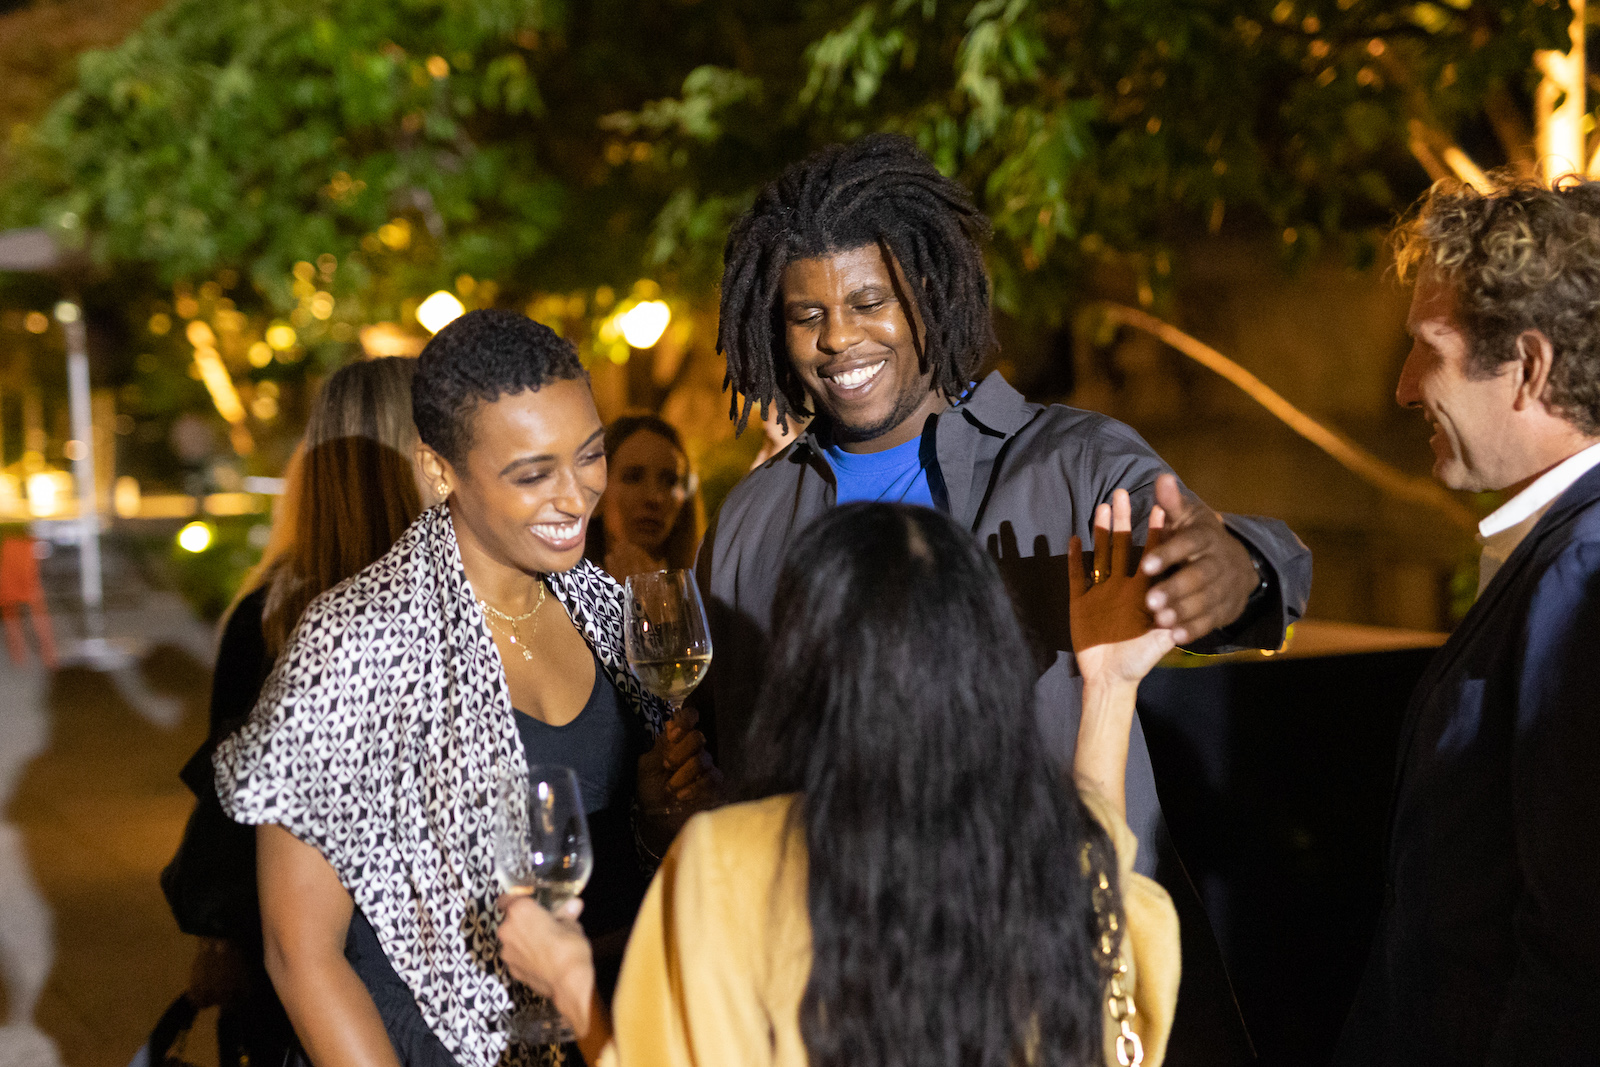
177, 521, 214, 553
618, 300, 671, 348
417, 291, 465, 334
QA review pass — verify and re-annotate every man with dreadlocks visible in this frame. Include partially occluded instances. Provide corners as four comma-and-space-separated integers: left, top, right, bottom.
698, 133, 1312, 1060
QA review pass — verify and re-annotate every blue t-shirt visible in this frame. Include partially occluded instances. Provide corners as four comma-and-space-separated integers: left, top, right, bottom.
824, 435, 936, 508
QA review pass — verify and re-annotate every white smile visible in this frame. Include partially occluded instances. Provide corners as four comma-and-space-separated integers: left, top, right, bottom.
530, 518, 583, 545
827, 361, 885, 390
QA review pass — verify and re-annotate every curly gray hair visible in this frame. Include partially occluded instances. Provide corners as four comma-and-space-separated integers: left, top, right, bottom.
1393, 174, 1600, 434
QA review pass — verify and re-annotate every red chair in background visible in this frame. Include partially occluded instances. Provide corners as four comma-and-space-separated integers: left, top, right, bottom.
1, 535, 58, 668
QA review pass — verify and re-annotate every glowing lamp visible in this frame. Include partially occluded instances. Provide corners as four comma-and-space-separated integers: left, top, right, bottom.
26, 472, 62, 517
114, 476, 142, 518
619, 300, 671, 349
177, 521, 214, 553
417, 291, 466, 334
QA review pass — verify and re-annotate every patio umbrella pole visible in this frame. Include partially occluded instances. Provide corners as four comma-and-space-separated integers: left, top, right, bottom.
60, 292, 118, 666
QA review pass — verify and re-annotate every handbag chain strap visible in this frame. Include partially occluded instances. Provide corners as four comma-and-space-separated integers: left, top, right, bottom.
1084, 842, 1144, 1067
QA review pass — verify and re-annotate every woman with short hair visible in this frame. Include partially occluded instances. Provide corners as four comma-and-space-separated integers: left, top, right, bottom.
216, 311, 716, 1067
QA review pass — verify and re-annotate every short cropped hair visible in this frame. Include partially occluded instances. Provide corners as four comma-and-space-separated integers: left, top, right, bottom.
413, 309, 586, 464
718, 133, 998, 432
1393, 176, 1600, 434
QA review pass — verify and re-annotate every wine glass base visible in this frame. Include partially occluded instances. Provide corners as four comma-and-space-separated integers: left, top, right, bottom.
510, 1007, 575, 1047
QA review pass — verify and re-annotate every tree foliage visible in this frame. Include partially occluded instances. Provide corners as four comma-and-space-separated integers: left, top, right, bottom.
627, 0, 1574, 316
0, 0, 1583, 412
7, 0, 1578, 318
8, 0, 567, 306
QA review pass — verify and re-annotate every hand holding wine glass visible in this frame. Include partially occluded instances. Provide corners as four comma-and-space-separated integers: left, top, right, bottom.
623, 571, 721, 818
495, 766, 593, 1046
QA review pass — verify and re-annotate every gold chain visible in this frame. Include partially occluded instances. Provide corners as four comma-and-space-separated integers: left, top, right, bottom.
479, 583, 546, 662
1083, 841, 1143, 1067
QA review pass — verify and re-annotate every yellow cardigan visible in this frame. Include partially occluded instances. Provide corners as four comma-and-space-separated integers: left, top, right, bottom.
600, 793, 1180, 1067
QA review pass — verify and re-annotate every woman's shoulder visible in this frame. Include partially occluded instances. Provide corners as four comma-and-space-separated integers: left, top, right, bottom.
693, 794, 796, 837
675, 795, 799, 871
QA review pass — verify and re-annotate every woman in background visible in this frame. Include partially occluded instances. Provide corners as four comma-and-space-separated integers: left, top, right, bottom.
499, 494, 1182, 1067
162, 356, 431, 1067
584, 415, 702, 581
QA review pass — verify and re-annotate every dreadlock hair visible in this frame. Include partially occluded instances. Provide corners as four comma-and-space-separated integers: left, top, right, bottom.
718, 133, 999, 432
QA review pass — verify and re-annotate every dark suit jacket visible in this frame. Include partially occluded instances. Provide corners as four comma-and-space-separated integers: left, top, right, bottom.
1337, 462, 1600, 1065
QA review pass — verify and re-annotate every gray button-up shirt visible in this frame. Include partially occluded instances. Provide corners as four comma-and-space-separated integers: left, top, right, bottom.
697, 371, 1312, 871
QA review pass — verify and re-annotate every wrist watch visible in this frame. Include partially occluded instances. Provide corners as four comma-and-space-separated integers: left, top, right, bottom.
1244, 546, 1272, 608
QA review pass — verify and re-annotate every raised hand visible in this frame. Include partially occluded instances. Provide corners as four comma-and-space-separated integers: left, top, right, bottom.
1069, 489, 1177, 816
1069, 488, 1178, 687
1139, 473, 1259, 645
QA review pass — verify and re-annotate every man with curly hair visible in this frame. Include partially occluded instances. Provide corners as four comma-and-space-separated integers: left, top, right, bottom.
699, 134, 1314, 1061
1336, 178, 1600, 1064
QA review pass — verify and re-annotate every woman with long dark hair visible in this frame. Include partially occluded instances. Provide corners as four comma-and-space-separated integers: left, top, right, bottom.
583, 415, 702, 581
498, 495, 1181, 1066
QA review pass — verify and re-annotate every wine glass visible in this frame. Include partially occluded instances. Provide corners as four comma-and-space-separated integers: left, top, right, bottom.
622, 569, 714, 717
495, 765, 593, 1046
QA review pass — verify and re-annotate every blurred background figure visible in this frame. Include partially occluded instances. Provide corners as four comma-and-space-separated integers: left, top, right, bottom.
585, 415, 703, 581
0, 535, 57, 668
160, 356, 429, 1067
749, 405, 806, 471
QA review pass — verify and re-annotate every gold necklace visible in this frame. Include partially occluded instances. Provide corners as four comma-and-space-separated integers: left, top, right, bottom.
479, 582, 546, 662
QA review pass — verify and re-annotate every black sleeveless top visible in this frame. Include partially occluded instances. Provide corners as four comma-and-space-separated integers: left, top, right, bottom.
344, 651, 650, 1066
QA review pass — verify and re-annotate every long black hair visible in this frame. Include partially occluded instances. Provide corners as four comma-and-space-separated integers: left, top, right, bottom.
743, 503, 1116, 1067
718, 134, 999, 432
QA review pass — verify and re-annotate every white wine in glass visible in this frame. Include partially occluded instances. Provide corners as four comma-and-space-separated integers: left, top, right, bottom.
628, 654, 713, 705
623, 570, 714, 716
495, 766, 592, 1046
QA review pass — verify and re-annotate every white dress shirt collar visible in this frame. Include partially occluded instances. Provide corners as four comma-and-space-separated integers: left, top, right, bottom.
1477, 440, 1600, 595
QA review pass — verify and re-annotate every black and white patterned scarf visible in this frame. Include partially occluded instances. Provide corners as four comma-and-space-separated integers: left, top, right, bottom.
214, 504, 668, 1067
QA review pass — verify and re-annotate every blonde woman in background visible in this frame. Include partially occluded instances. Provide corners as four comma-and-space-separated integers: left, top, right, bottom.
162, 356, 434, 1067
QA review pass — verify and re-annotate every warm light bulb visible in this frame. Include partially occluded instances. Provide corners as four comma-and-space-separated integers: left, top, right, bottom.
619, 300, 671, 349
417, 291, 466, 334
177, 521, 214, 553
114, 476, 142, 518
26, 472, 60, 517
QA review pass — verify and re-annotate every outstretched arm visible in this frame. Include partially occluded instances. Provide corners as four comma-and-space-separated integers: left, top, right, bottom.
1070, 489, 1177, 819
258, 824, 399, 1067
1135, 473, 1262, 647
